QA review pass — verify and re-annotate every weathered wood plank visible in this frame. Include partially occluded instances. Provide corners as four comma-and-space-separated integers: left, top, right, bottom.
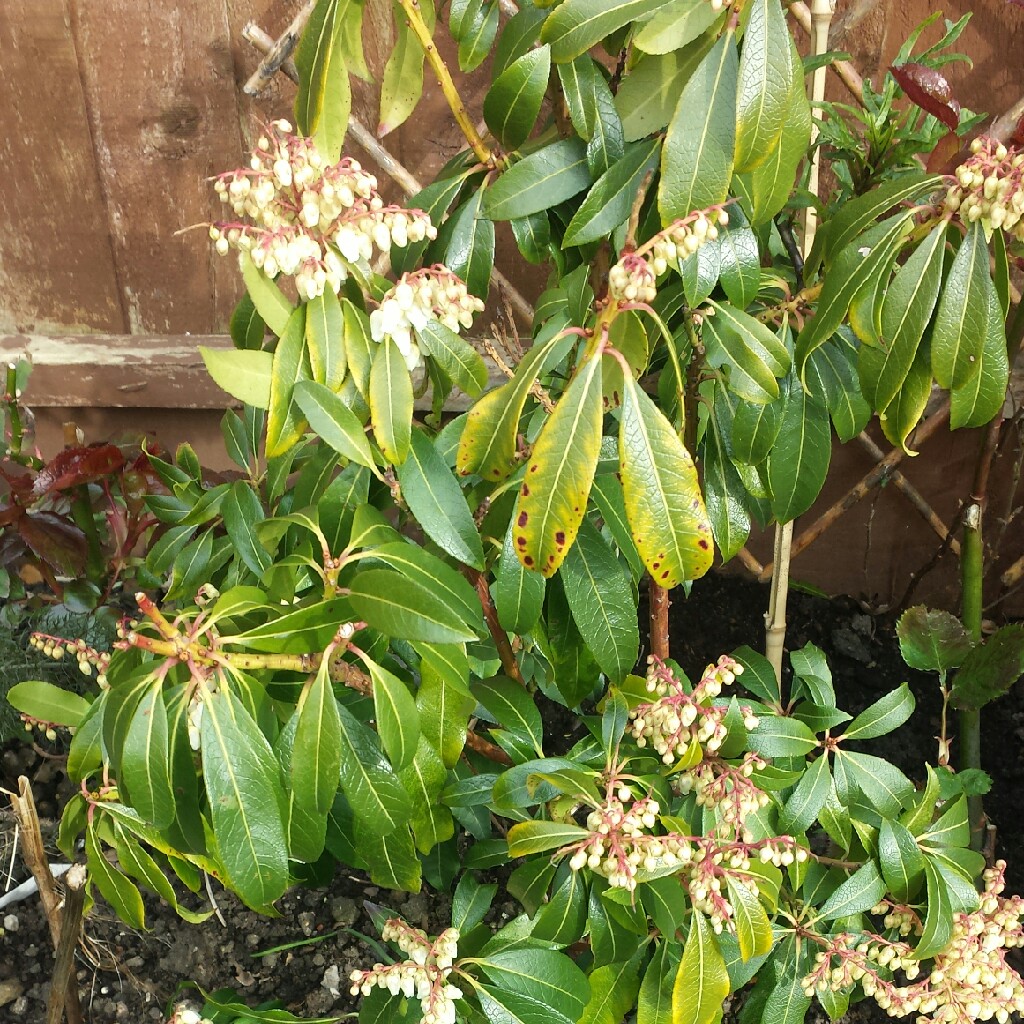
0, 2, 124, 334
70, 1, 249, 333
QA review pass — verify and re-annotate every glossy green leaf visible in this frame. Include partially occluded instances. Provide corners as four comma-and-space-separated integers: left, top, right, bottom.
397, 429, 484, 568
336, 701, 412, 834
221, 481, 271, 577
950, 280, 1009, 429
765, 379, 831, 522
734, 0, 792, 172
378, 2, 433, 136
796, 215, 913, 375
416, 318, 488, 397
349, 569, 480, 643
369, 336, 412, 465
703, 390, 751, 561
484, 139, 593, 220
804, 331, 870, 442
843, 683, 915, 740
305, 288, 346, 390
915, 858, 954, 960
541, 0, 674, 63
731, 399, 781, 465
477, 948, 590, 1024
579, 954, 643, 1024
897, 606, 973, 673
200, 688, 289, 909
484, 45, 550, 151
7, 680, 90, 728
816, 860, 886, 922
200, 347, 273, 410
634, 0, 721, 54
86, 822, 145, 929
120, 681, 175, 830
838, 750, 914, 816
704, 301, 789, 404
266, 307, 310, 458
445, 185, 494, 299
619, 372, 714, 586
398, 736, 452, 852
673, 908, 729, 1024
564, 141, 661, 247
495, 517, 546, 634
512, 355, 603, 577
474, 675, 544, 756
240, 252, 295, 337
660, 30, 738, 222
951, 624, 1024, 712
457, 0, 499, 71
561, 518, 639, 682
230, 292, 264, 351
748, 715, 818, 758
294, 0, 351, 157
616, 49, 710, 143
293, 379, 378, 471
878, 818, 925, 903
292, 654, 343, 824
557, 56, 625, 177
534, 869, 588, 945
728, 878, 773, 961
590, 472, 644, 579
879, 338, 933, 454
638, 942, 677, 1024
718, 227, 761, 309
779, 752, 831, 835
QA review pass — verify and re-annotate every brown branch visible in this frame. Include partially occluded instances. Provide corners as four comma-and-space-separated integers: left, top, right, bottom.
243, 1, 315, 96
11, 778, 83, 1024
649, 581, 670, 661
787, 1, 865, 101
47, 864, 86, 1024
466, 568, 527, 689
242, 23, 299, 84
758, 401, 952, 581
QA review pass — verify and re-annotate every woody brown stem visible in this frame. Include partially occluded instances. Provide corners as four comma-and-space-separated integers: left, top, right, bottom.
46, 864, 86, 1024
466, 569, 527, 688
649, 582, 670, 662
243, 1, 315, 96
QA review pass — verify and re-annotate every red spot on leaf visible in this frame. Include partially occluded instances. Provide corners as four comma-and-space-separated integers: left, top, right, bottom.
521, 483, 530, 497
661, 570, 670, 580
652, 562, 660, 571
698, 539, 709, 550
518, 511, 528, 527
517, 536, 527, 548
524, 555, 534, 567
890, 63, 961, 130
555, 531, 566, 548
529, 464, 538, 473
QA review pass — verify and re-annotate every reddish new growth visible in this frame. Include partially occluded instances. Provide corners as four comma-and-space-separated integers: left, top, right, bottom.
805, 862, 1024, 1024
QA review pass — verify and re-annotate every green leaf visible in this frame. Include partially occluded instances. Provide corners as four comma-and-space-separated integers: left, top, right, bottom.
718, 227, 761, 309
240, 252, 295, 337
564, 140, 661, 248
878, 337, 933, 454
294, 0, 349, 153
590, 473, 644, 580
951, 624, 1024, 712
305, 288, 346, 390
456, 0, 499, 72
734, 0, 792, 173
453, 873, 498, 933
843, 683, 915, 740
779, 753, 831, 835
541, 0, 674, 63
914, 857, 954, 960
920, 794, 970, 849
535, 869, 589, 945
457, 335, 561, 481
86, 823, 145, 929
878, 818, 925, 903
813, 174, 944, 272
474, 675, 544, 756
639, 942, 677, 1024
494, 5, 547, 77
230, 292, 264, 351
266, 307, 310, 458
496, 518, 546, 634
931, 221, 991, 390
703, 389, 751, 561
950, 279, 1009, 429
804, 331, 870, 442
512, 355, 603, 578
765, 378, 831, 523
293, 379, 378, 472
838, 750, 914, 817
620, 372, 714, 586
673, 909, 729, 1024
507, 820, 590, 858
201, 346, 273, 409
616, 49, 710, 143
369, 336, 413, 465
445, 185, 495, 300
378, 3, 433, 136
7, 680, 90, 728
397, 429, 485, 568
336, 701, 412, 834
484, 139, 593, 220
731, 400, 781, 465
349, 569, 480, 643
557, 57, 624, 177
704, 301, 789, 404
221, 481, 271, 577
748, 715, 818, 758
416, 319, 488, 397
476, 947, 590, 1024
122, 682, 175, 829
293, 655, 343, 818
417, 647, 475, 768
796, 215, 913, 375
634, 0, 721, 54
510, 210, 552, 263
659, 30, 738, 222
397, 737, 452, 852
484, 45, 551, 151
728, 878, 773, 961
200, 688, 289, 908
858, 223, 945, 413
815, 861, 886, 922
561, 519, 638, 683
762, 959, 812, 1024
579, 954, 643, 1024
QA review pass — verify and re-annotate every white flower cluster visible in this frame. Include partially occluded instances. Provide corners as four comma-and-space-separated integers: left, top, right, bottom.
349, 920, 463, 1024
608, 207, 728, 305
676, 752, 770, 840
167, 1007, 212, 1024
944, 137, 1024, 241
804, 861, 1024, 1024
30, 631, 110, 686
629, 655, 755, 765
369, 266, 485, 371
210, 119, 436, 301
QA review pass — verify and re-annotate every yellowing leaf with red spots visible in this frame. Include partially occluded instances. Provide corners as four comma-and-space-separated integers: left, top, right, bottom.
619, 374, 713, 587
513, 355, 603, 577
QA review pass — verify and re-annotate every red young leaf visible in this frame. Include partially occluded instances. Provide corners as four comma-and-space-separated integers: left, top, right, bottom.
1012, 114, 1024, 147
891, 63, 961, 131
17, 511, 88, 575
926, 130, 964, 173
32, 444, 126, 496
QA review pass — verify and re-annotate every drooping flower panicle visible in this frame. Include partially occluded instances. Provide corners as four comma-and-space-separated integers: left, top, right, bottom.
209, 119, 436, 301
944, 137, 1024, 241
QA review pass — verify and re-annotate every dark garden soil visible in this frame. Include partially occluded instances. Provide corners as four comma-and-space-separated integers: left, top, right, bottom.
2, 571, 1023, 1023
